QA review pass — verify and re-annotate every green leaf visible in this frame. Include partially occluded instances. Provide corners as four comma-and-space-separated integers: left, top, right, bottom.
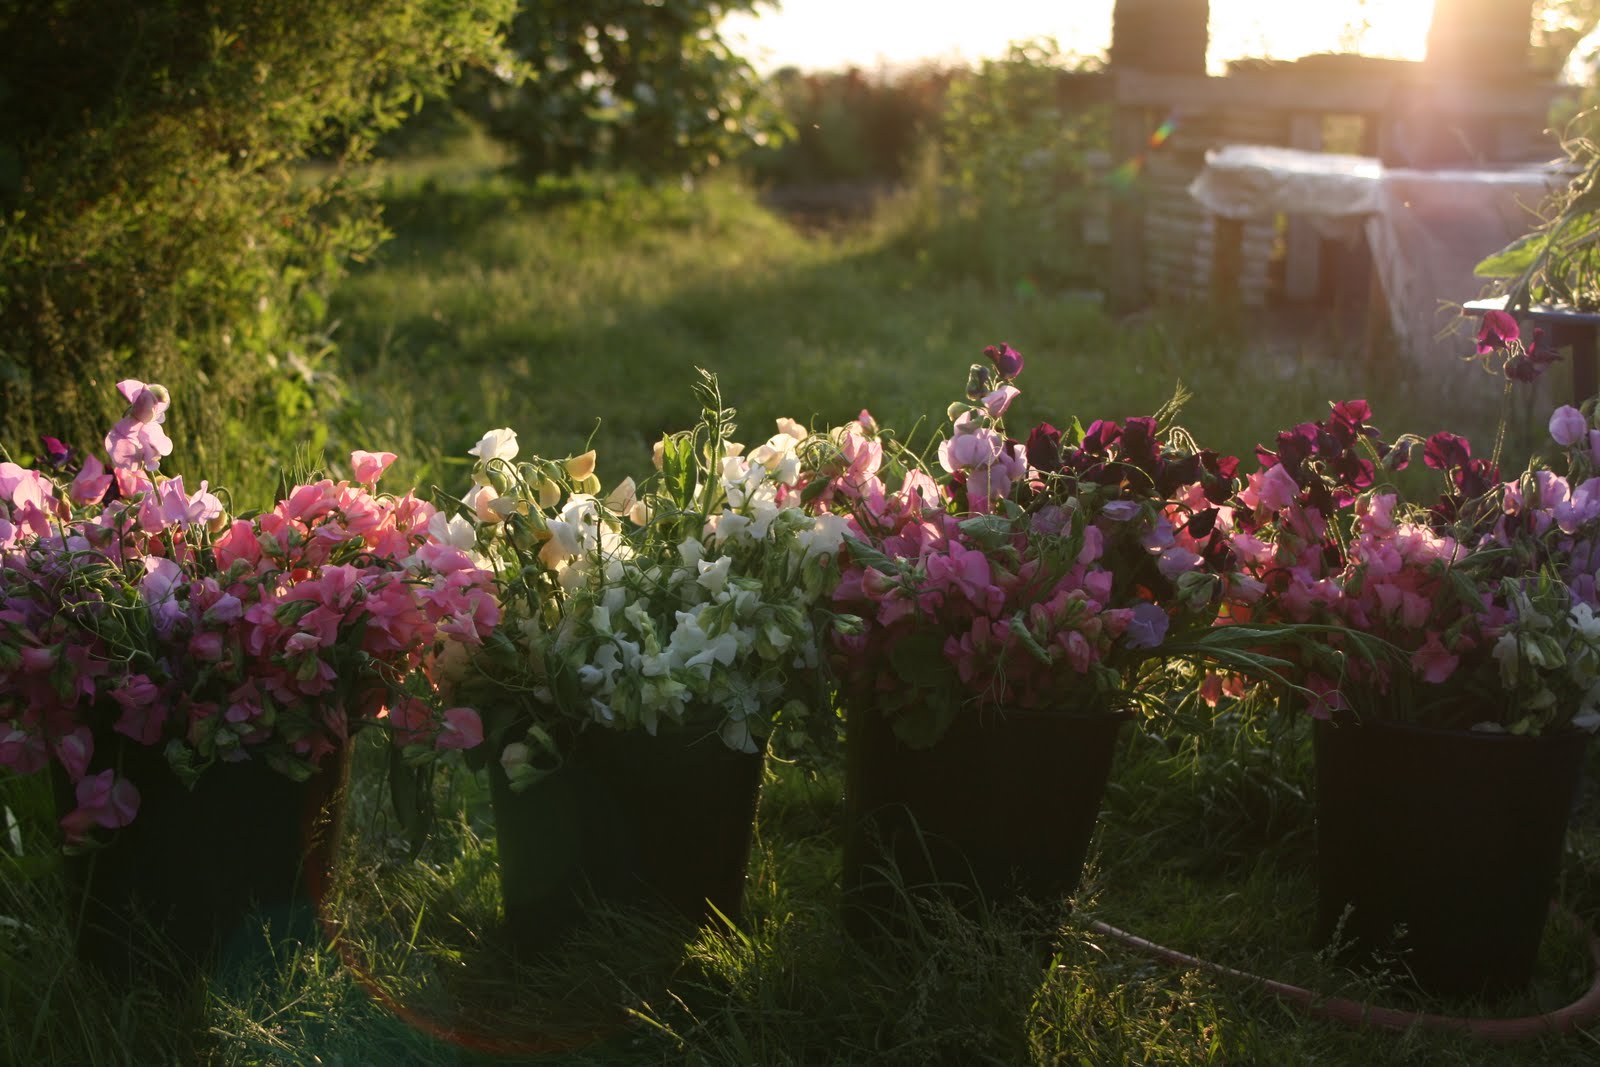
890, 697, 960, 749
957, 513, 1014, 551
387, 745, 434, 860
1474, 232, 1547, 279
889, 630, 958, 688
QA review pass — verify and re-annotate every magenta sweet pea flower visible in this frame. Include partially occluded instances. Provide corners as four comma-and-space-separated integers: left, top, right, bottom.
984, 343, 1024, 379
1475, 310, 1519, 355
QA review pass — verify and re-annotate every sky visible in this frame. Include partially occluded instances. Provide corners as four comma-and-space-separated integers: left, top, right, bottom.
721, 1, 1437, 76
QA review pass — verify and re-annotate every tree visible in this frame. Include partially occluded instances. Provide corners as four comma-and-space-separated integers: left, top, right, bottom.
463, 0, 785, 177
0, 0, 514, 496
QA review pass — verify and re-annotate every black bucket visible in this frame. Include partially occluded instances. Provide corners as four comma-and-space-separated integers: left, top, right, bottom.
1313, 715, 1589, 998
58, 736, 349, 985
489, 724, 766, 955
841, 702, 1126, 938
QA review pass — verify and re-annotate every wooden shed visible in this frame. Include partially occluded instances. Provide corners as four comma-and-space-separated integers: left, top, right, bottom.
1105, 0, 1560, 312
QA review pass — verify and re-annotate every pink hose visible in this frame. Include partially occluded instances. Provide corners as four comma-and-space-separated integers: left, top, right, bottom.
1082, 904, 1600, 1042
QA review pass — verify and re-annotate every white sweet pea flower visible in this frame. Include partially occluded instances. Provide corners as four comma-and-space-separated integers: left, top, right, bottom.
1573, 602, 1600, 642
750, 432, 803, 484
468, 428, 519, 464
427, 511, 478, 551
1492, 632, 1520, 685
721, 713, 759, 755
686, 631, 740, 671
797, 512, 852, 557
748, 499, 781, 541
678, 537, 705, 567
721, 454, 750, 486
774, 417, 809, 442
604, 476, 637, 515
697, 555, 733, 597
709, 511, 751, 544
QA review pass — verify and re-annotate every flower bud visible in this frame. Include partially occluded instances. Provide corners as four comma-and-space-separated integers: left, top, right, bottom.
538, 477, 562, 509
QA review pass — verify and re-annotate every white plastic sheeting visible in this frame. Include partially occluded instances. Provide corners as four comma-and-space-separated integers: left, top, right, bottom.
1188, 145, 1563, 363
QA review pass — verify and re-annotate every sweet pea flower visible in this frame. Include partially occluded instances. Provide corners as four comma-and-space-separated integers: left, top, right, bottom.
984, 343, 1025, 379
467, 428, 519, 464
980, 385, 1021, 419
60, 770, 140, 844
436, 707, 484, 750
1475, 310, 1519, 355
1550, 405, 1588, 448
104, 380, 173, 471
69, 455, 113, 506
351, 450, 398, 485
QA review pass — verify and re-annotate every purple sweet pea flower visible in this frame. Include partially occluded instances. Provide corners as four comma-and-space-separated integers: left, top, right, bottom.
1124, 602, 1170, 650
983, 343, 1024, 379
1550, 405, 1588, 447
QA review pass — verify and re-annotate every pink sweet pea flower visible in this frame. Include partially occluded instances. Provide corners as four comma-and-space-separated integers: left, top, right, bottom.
59, 770, 140, 843
351, 450, 398, 486
980, 385, 1021, 418
1411, 633, 1460, 684
1250, 464, 1300, 513
112, 674, 168, 745
104, 380, 173, 472
436, 707, 484, 750
54, 727, 94, 782
69, 454, 113, 506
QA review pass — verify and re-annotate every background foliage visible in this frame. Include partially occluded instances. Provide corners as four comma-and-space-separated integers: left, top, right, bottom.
460, 0, 786, 177
0, 0, 514, 504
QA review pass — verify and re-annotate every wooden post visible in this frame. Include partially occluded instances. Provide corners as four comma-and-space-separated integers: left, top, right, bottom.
1283, 114, 1323, 302
1107, 0, 1210, 313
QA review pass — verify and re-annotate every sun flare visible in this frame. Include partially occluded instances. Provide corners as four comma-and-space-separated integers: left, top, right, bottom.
722, 0, 1438, 75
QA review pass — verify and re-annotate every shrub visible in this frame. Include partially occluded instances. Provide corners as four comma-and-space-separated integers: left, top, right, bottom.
883, 39, 1109, 293
460, 0, 786, 179
742, 63, 958, 187
0, 0, 514, 505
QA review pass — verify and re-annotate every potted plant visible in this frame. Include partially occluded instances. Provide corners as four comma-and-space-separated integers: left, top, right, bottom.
818, 345, 1242, 935
0, 380, 500, 979
1471, 119, 1600, 401
1216, 396, 1599, 997
456, 372, 848, 953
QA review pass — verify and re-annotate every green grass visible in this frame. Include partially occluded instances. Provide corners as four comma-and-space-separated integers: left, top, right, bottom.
326, 148, 1554, 499
4, 151, 1596, 1063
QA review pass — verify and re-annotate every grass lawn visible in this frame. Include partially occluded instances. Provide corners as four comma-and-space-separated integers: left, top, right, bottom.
3, 149, 1597, 1064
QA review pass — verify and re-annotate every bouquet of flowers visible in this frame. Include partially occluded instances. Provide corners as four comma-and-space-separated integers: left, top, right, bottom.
822, 345, 1241, 746
0, 381, 500, 842
1217, 391, 1600, 734
459, 372, 852, 788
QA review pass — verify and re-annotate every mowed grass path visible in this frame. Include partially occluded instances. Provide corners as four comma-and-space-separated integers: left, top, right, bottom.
330, 160, 1544, 493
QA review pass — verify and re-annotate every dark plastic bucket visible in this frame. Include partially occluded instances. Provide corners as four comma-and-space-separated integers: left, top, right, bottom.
841, 702, 1127, 938
489, 724, 766, 955
58, 736, 349, 984
1313, 715, 1589, 998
